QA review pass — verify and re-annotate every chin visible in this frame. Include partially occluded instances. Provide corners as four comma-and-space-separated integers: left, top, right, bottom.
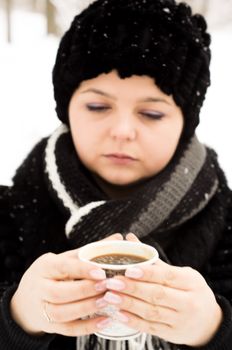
103, 175, 143, 187
106, 178, 133, 186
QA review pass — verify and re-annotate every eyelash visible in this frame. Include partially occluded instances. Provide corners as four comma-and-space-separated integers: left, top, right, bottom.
86, 105, 164, 120
86, 105, 109, 112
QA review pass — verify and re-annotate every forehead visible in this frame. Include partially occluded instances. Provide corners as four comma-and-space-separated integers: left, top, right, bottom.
76, 70, 173, 102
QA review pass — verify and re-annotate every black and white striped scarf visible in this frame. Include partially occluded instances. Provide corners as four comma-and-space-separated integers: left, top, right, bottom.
45, 125, 218, 245
44, 124, 221, 350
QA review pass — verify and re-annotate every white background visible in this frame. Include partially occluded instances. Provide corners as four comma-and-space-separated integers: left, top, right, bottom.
0, 8, 231, 187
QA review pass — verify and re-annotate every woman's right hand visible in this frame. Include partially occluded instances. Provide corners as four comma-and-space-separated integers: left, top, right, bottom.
10, 234, 123, 337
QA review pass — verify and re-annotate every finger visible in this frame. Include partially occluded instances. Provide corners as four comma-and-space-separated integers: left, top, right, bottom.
102, 233, 124, 241
116, 310, 172, 339
47, 315, 112, 337
105, 278, 182, 310
44, 295, 108, 323
60, 233, 124, 259
38, 254, 106, 281
103, 291, 177, 326
43, 279, 107, 304
39, 234, 124, 280
125, 233, 141, 242
124, 259, 203, 290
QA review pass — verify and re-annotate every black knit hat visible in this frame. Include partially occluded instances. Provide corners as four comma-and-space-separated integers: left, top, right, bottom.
52, 0, 211, 138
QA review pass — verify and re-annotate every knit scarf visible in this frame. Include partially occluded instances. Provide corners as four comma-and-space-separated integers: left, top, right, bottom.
44, 124, 221, 350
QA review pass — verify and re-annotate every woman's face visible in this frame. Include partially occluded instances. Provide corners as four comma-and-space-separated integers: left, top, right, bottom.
69, 70, 184, 189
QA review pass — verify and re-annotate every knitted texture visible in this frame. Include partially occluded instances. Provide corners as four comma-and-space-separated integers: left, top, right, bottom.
44, 126, 219, 263
43, 125, 223, 350
0, 133, 232, 349
52, 0, 211, 138
0, 286, 55, 350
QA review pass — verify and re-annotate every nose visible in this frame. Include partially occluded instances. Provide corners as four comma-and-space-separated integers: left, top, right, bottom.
110, 114, 136, 141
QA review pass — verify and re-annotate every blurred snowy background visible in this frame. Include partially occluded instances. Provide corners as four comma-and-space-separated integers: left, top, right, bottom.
0, 0, 232, 187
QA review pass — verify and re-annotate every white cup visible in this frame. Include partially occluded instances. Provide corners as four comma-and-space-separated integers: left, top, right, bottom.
78, 240, 159, 341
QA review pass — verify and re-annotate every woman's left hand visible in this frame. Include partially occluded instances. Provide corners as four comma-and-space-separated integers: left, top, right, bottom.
98, 234, 223, 347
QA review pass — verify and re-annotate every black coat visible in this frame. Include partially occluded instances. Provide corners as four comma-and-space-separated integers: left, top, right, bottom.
0, 137, 232, 350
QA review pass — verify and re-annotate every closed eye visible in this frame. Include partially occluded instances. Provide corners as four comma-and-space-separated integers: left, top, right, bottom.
86, 105, 110, 112
141, 112, 164, 120
86, 105, 165, 120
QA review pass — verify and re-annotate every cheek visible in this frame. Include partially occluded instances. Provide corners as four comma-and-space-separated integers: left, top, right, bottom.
70, 117, 92, 145
160, 127, 182, 159
143, 122, 183, 170
73, 132, 94, 160
72, 137, 95, 172
161, 116, 183, 150
70, 122, 103, 171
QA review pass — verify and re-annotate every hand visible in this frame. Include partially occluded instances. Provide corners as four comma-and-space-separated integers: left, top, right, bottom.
102, 233, 223, 347
10, 233, 123, 337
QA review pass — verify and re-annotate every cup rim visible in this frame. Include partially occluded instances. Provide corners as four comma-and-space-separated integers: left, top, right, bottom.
78, 240, 159, 270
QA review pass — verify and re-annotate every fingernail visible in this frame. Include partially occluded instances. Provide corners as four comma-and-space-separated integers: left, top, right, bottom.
96, 298, 108, 308
106, 279, 125, 291
97, 318, 112, 329
126, 232, 138, 239
112, 233, 123, 240
103, 292, 122, 304
115, 312, 129, 323
90, 269, 106, 280
125, 267, 143, 279
95, 280, 107, 291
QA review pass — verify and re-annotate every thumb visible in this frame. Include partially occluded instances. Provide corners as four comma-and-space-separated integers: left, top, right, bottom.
102, 233, 124, 241
125, 232, 141, 242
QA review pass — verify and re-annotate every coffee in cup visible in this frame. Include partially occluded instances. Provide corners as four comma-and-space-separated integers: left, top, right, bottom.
78, 239, 159, 340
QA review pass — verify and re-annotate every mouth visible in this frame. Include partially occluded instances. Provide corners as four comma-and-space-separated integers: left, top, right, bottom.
104, 153, 137, 160
103, 153, 138, 165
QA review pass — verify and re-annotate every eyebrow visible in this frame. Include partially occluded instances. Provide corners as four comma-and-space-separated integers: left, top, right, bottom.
80, 88, 171, 105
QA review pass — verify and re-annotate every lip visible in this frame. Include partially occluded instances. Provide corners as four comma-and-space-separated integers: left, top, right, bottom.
104, 153, 137, 164
105, 153, 137, 160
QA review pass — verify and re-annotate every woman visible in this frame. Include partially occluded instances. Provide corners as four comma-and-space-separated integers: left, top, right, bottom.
0, 0, 232, 349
